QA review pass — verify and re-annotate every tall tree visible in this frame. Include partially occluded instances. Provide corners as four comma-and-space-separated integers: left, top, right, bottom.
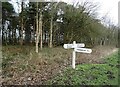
19, 1, 24, 45
39, 2, 43, 50
35, 2, 39, 53
49, 2, 59, 48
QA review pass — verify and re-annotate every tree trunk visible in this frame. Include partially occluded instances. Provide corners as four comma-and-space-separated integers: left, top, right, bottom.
20, 1, 24, 45
13, 28, 16, 45
8, 27, 11, 44
36, 2, 39, 53
39, 12, 42, 50
49, 17, 53, 48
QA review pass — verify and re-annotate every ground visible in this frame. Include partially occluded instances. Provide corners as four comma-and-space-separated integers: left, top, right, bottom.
45, 52, 119, 85
1, 45, 119, 85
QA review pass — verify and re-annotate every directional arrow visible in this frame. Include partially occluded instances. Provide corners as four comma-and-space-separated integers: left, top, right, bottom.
63, 43, 85, 49
74, 48, 92, 53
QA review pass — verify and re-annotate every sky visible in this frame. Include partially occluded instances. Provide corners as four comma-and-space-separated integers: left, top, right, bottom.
10, 0, 120, 26
60, 0, 120, 26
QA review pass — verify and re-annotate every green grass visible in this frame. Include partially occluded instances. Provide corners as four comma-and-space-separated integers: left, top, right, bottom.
45, 52, 119, 85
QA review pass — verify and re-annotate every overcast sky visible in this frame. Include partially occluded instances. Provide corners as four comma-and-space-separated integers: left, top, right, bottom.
60, 0, 119, 25
10, 0, 120, 25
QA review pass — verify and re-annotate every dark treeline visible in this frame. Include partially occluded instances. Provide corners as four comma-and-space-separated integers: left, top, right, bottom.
1, 1, 118, 52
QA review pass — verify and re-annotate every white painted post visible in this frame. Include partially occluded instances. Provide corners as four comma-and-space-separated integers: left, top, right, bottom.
63, 41, 92, 69
72, 50, 76, 69
72, 41, 76, 69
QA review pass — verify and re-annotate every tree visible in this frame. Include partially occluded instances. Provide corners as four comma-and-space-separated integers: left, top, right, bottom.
19, 1, 24, 45
36, 2, 44, 52
49, 2, 59, 48
39, 2, 43, 50
35, 2, 39, 53
2, 2, 15, 45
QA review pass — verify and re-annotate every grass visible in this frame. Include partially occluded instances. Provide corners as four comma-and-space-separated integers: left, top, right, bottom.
2, 45, 119, 85
45, 52, 119, 85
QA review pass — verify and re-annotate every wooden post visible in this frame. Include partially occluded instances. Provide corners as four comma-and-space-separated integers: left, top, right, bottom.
72, 41, 76, 69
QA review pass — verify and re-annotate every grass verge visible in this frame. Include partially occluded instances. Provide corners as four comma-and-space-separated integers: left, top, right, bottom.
45, 52, 119, 85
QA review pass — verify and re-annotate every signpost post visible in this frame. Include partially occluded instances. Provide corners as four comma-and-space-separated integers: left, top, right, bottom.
63, 41, 92, 69
72, 41, 76, 69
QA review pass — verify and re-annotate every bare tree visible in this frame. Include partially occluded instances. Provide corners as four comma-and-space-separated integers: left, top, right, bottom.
39, 3, 43, 50
20, 1, 24, 45
49, 2, 59, 48
36, 2, 43, 53
35, 2, 39, 53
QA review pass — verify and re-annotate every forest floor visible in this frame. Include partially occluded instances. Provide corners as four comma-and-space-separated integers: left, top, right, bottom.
1, 45, 119, 85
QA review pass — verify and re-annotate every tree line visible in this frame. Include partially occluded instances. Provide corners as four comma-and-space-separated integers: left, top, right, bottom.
1, 1, 118, 52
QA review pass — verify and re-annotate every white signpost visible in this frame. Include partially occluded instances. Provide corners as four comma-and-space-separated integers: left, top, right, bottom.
63, 41, 92, 69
